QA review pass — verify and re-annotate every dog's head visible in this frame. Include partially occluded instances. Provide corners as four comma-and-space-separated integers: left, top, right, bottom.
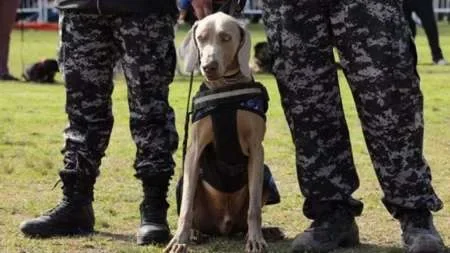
180, 12, 251, 81
41, 59, 59, 73
253, 41, 273, 73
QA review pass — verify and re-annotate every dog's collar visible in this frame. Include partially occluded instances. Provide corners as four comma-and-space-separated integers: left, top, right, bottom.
223, 70, 241, 79
204, 71, 253, 88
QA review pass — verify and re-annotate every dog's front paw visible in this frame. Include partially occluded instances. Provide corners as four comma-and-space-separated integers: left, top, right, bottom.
164, 233, 189, 253
246, 232, 268, 253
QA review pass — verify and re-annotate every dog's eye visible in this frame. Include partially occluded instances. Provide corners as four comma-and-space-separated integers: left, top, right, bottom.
219, 33, 231, 42
196, 34, 207, 43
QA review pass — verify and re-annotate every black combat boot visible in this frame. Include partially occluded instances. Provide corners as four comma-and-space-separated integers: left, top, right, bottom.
291, 208, 359, 253
399, 210, 446, 253
136, 175, 171, 245
20, 169, 95, 237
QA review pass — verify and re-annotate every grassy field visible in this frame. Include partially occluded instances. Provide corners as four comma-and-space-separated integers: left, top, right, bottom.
0, 22, 449, 253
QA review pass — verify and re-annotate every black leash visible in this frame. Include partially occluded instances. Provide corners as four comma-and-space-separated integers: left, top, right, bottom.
181, 70, 195, 171
180, 0, 247, 171
20, 20, 25, 77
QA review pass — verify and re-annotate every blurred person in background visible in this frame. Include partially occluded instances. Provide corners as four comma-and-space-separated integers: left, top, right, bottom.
0, 0, 21, 81
404, 0, 448, 65
178, 0, 191, 24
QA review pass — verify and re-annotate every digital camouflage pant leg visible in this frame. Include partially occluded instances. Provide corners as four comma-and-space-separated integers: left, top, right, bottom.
59, 12, 178, 181
262, 0, 442, 219
114, 14, 178, 179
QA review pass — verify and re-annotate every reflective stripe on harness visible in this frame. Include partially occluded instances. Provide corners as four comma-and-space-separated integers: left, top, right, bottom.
191, 82, 269, 118
193, 87, 263, 105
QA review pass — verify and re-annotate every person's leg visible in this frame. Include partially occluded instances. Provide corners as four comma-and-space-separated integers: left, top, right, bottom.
20, 12, 118, 237
262, 0, 362, 252
413, 0, 446, 63
332, 0, 444, 252
263, 0, 362, 220
0, 0, 20, 79
113, 13, 178, 245
403, 0, 417, 37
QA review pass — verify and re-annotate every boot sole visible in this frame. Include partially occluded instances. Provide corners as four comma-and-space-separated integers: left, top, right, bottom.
137, 230, 171, 245
21, 226, 94, 238
291, 227, 360, 253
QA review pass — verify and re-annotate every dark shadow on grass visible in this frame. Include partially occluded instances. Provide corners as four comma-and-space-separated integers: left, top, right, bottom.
189, 233, 294, 253
332, 243, 403, 253
269, 241, 404, 253
1, 79, 63, 86
1, 140, 36, 147
195, 238, 406, 253
417, 62, 442, 66
268, 238, 294, 252
94, 230, 135, 242
22, 231, 95, 240
419, 68, 450, 73
23, 80, 64, 86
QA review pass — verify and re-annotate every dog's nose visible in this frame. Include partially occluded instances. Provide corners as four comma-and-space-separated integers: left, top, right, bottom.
202, 61, 218, 73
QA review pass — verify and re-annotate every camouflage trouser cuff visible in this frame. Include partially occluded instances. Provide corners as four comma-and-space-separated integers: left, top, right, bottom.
303, 198, 364, 220
382, 197, 443, 219
61, 149, 101, 179
134, 167, 174, 181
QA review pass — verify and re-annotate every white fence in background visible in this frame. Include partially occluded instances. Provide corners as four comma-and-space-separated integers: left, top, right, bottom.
15, 0, 450, 23
435, 0, 450, 14
16, 0, 49, 22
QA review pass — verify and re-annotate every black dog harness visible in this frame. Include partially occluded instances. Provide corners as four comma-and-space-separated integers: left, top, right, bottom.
193, 81, 269, 192
191, 81, 269, 123
176, 81, 280, 213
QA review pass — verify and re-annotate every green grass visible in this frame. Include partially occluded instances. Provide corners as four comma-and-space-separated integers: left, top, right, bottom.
1, 23, 449, 253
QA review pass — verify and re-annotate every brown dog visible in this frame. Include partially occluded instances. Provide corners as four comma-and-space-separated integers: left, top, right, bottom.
165, 13, 282, 253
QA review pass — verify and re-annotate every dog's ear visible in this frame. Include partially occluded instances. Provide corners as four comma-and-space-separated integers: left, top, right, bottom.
180, 22, 199, 73
237, 25, 252, 78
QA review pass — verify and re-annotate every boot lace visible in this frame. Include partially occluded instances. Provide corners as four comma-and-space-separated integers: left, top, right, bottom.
43, 197, 73, 218
44, 178, 84, 218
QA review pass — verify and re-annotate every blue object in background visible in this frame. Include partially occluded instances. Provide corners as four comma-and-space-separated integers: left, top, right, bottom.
179, 0, 191, 10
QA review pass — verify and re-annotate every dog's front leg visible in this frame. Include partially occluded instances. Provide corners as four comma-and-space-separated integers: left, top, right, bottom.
165, 121, 211, 253
246, 142, 267, 253
165, 146, 201, 253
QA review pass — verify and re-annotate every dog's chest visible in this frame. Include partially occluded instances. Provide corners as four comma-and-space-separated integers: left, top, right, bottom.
191, 82, 269, 193
201, 181, 249, 234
